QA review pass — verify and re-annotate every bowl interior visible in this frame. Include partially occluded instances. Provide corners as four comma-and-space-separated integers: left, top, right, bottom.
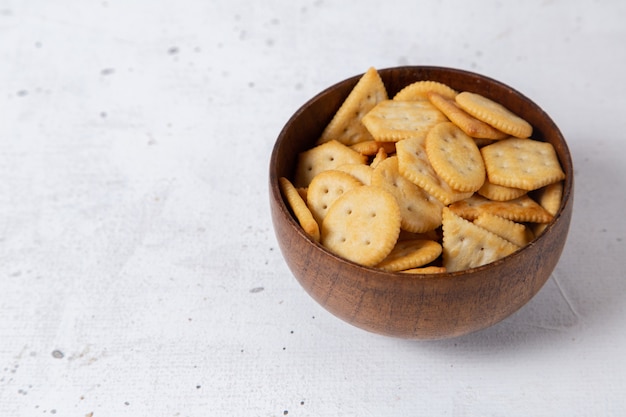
269, 66, 573, 339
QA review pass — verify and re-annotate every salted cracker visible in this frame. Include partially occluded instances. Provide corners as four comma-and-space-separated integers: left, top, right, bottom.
393, 80, 457, 101
427, 91, 508, 140
473, 212, 533, 247
477, 178, 528, 201
448, 194, 554, 223
395, 136, 473, 205
279, 177, 320, 242
335, 163, 373, 185
294, 140, 368, 188
361, 100, 447, 142
371, 156, 444, 233
455, 91, 533, 138
317, 67, 388, 146
480, 138, 566, 191
306, 170, 363, 226
321, 186, 401, 267
424, 122, 486, 192
442, 207, 519, 272
375, 239, 442, 272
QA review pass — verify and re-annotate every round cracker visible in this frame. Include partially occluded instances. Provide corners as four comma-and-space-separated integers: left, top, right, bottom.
424, 122, 486, 193
306, 170, 363, 226
455, 92, 533, 138
321, 186, 401, 267
371, 156, 443, 233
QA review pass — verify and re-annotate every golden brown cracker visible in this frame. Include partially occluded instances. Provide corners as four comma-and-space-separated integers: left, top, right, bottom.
396, 136, 473, 205
306, 170, 363, 226
480, 138, 566, 191
477, 178, 528, 201
400, 266, 447, 274
442, 207, 519, 272
279, 177, 320, 242
294, 140, 368, 188
427, 92, 508, 139
424, 122, 486, 192
335, 163, 373, 185
455, 91, 533, 138
371, 156, 444, 233
393, 80, 457, 101
361, 100, 447, 142
448, 194, 554, 223
376, 239, 442, 272
317, 67, 388, 146
321, 186, 401, 267
349, 140, 396, 156
473, 212, 533, 247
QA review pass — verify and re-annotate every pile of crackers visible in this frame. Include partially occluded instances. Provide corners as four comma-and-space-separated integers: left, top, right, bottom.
279, 67, 565, 273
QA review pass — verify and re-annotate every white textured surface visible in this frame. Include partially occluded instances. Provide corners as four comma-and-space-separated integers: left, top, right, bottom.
1, 0, 625, 416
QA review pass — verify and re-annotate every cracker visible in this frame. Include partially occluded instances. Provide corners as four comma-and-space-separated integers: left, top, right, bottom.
294, 140, 368, 188
371, 156, 444, 233
375, 239, 442, 272
306, 170, 363, 226
442, 207, 519, 272
473, 212, 533, 247
531, 181, 563, 236
424, 122, 486, 192
321, 186, 401, 267
400, 266, 447, 274
480, 138, 566, 191
534, 180, 563, 216
317, 67, 388, 146
369, 146, 388, 169
477, 178, 528, 201
455, 92, 533, 138
393, 80, 457, 101
395, 136, 473, 205
448, 194, 554, 223
335, 163, 373, 185
350, 140, 396, 156
361, 100, 447, 142
427, 92, 508, 139
279, 177, 320, 242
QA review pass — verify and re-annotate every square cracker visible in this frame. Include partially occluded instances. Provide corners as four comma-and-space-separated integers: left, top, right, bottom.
442, 207, 519, 272
361, 100, 447, 142
481, 138, 566, 191
316, 67, 388, 146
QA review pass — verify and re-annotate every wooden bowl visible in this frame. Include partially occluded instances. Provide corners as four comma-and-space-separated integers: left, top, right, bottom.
269, 66, 574, 340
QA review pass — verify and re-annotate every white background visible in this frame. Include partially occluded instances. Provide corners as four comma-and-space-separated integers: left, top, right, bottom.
1, 0, 625, 416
